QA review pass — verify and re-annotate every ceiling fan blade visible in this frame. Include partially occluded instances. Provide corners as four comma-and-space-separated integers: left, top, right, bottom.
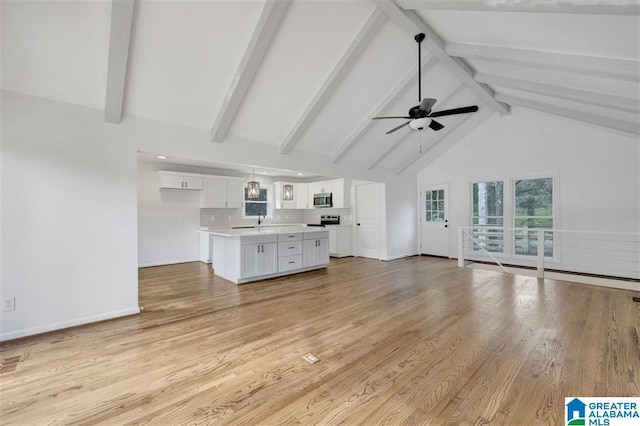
429, 120, 444, 131
386, 121, 411, 134
419, 98, 437, 113
429, 105, 479, 118
372, 116, 412, 120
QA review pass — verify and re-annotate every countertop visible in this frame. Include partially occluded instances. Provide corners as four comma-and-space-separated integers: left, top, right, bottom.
199, 225, 329, 237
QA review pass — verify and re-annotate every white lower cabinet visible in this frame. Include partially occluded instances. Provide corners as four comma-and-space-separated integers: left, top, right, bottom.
199, 233, 212, 263
210, 230, 329, 284
240, 239, 278, 279
327, 226, 352, 257
279, 255, 303, 272
303, 238, 329, 268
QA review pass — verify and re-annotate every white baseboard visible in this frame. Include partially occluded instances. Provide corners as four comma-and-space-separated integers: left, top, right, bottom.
0, 307, 140, 342
469, 263, 640, 292
382, 253, 419, 261
138, 258, 200, 268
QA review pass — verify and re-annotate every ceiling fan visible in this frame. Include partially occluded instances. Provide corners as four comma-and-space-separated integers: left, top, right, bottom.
372, 33, 479, 134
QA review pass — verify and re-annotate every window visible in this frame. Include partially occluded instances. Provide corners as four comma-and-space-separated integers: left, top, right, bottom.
244, 187, 268, 218
425, 189, 445, 222
472, 181, 504, 253
514, 177, 554, 257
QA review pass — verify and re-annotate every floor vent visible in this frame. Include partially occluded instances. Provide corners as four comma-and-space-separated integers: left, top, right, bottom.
0, 354, 24, 374
303, 353, 320, 364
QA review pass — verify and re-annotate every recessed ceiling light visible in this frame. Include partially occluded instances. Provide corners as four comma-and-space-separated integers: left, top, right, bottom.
297, 173, 303, 176
157, 155, 167, 160
262, 172, 268, 175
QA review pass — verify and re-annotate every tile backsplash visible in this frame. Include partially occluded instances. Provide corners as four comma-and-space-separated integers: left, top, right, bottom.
200, 207, 353, 228
200, 208, 305, 228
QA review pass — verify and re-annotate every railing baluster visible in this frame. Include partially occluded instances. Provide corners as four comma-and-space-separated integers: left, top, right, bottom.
537, 229, 545, 279
458, 228, 464, 267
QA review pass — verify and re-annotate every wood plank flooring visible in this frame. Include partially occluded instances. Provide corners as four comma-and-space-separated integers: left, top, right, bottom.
1, 257, 638, 424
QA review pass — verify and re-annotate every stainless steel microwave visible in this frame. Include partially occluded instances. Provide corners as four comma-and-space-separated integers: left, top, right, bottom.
313, 193, 332, 208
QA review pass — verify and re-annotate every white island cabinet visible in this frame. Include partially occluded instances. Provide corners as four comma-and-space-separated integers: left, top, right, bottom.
205, 227, 329, 284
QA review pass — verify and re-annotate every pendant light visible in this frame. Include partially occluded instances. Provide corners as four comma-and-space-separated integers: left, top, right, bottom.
282, 172, 294, 201
247, 168, 260, 199
283, 183, 294, 201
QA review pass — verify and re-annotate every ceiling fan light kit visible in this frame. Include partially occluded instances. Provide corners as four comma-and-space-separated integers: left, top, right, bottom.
409, 117, 430, 130
372, 33, 479, 135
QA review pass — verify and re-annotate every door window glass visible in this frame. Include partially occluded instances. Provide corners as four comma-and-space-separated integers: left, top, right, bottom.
425, 190, 445, 222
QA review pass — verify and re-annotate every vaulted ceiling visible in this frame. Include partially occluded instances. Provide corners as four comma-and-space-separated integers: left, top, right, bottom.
2, 0, 639, 175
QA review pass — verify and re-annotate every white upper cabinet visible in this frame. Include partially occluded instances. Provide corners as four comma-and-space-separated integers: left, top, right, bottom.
226, 179, 244, 208
296, 183, 309, 209
331, 179, 345, 209
274, 182, 297, 209
311, 181, 332, 195
309, 178, 351, 208
200, 176, 244, 208
159, 172, 203, 190
274, 182, 311, 209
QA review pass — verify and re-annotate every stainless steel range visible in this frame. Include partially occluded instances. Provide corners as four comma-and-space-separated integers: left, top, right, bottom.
320, 215, 340, 225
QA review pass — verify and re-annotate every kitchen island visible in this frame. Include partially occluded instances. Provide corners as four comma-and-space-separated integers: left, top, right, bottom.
200, 226, 329, 284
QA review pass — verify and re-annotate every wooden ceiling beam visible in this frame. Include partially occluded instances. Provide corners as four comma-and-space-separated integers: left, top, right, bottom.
211, 0, 291, 142
447, 42, 640, 83
495, 93, 640, 135
397, 0, 640, 15
367, 83, 464, 170
476, 72, 640, 114
331, 55, 437, 164
280, 8, 388, 154
104, 0, 135, 124
371, 0, 510, 117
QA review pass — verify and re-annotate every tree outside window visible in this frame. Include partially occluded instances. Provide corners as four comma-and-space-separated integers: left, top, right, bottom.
514, 177, 553, 256
472, 181, 504, 253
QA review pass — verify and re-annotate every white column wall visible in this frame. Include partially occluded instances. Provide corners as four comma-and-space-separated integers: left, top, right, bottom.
1, 92, 139, 341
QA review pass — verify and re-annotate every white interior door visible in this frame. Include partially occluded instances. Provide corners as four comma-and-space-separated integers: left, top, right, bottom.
355, 183, 381, 259
420, 184, 450, 257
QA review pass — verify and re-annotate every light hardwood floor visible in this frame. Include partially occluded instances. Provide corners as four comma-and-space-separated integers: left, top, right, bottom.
1, 257, 638, 424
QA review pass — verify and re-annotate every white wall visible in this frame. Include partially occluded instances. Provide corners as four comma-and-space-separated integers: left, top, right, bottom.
138, 161, 202, 267
1, 91, 139, 341
384, 176, 419, 260
417, 107, 640, 261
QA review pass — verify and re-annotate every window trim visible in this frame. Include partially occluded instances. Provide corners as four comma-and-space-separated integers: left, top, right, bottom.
468, 171, 560, 262
471, 179, 506, 255
511, 172, 559, 261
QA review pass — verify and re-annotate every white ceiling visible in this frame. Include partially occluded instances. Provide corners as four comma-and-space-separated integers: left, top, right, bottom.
2, 0, 638, 176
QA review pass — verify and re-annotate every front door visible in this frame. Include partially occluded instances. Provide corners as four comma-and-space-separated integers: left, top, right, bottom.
420, 184, 449, 257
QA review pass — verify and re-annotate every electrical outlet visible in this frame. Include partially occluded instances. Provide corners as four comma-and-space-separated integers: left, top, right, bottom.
2, 297, 15, 311
303, 353, 320, 364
